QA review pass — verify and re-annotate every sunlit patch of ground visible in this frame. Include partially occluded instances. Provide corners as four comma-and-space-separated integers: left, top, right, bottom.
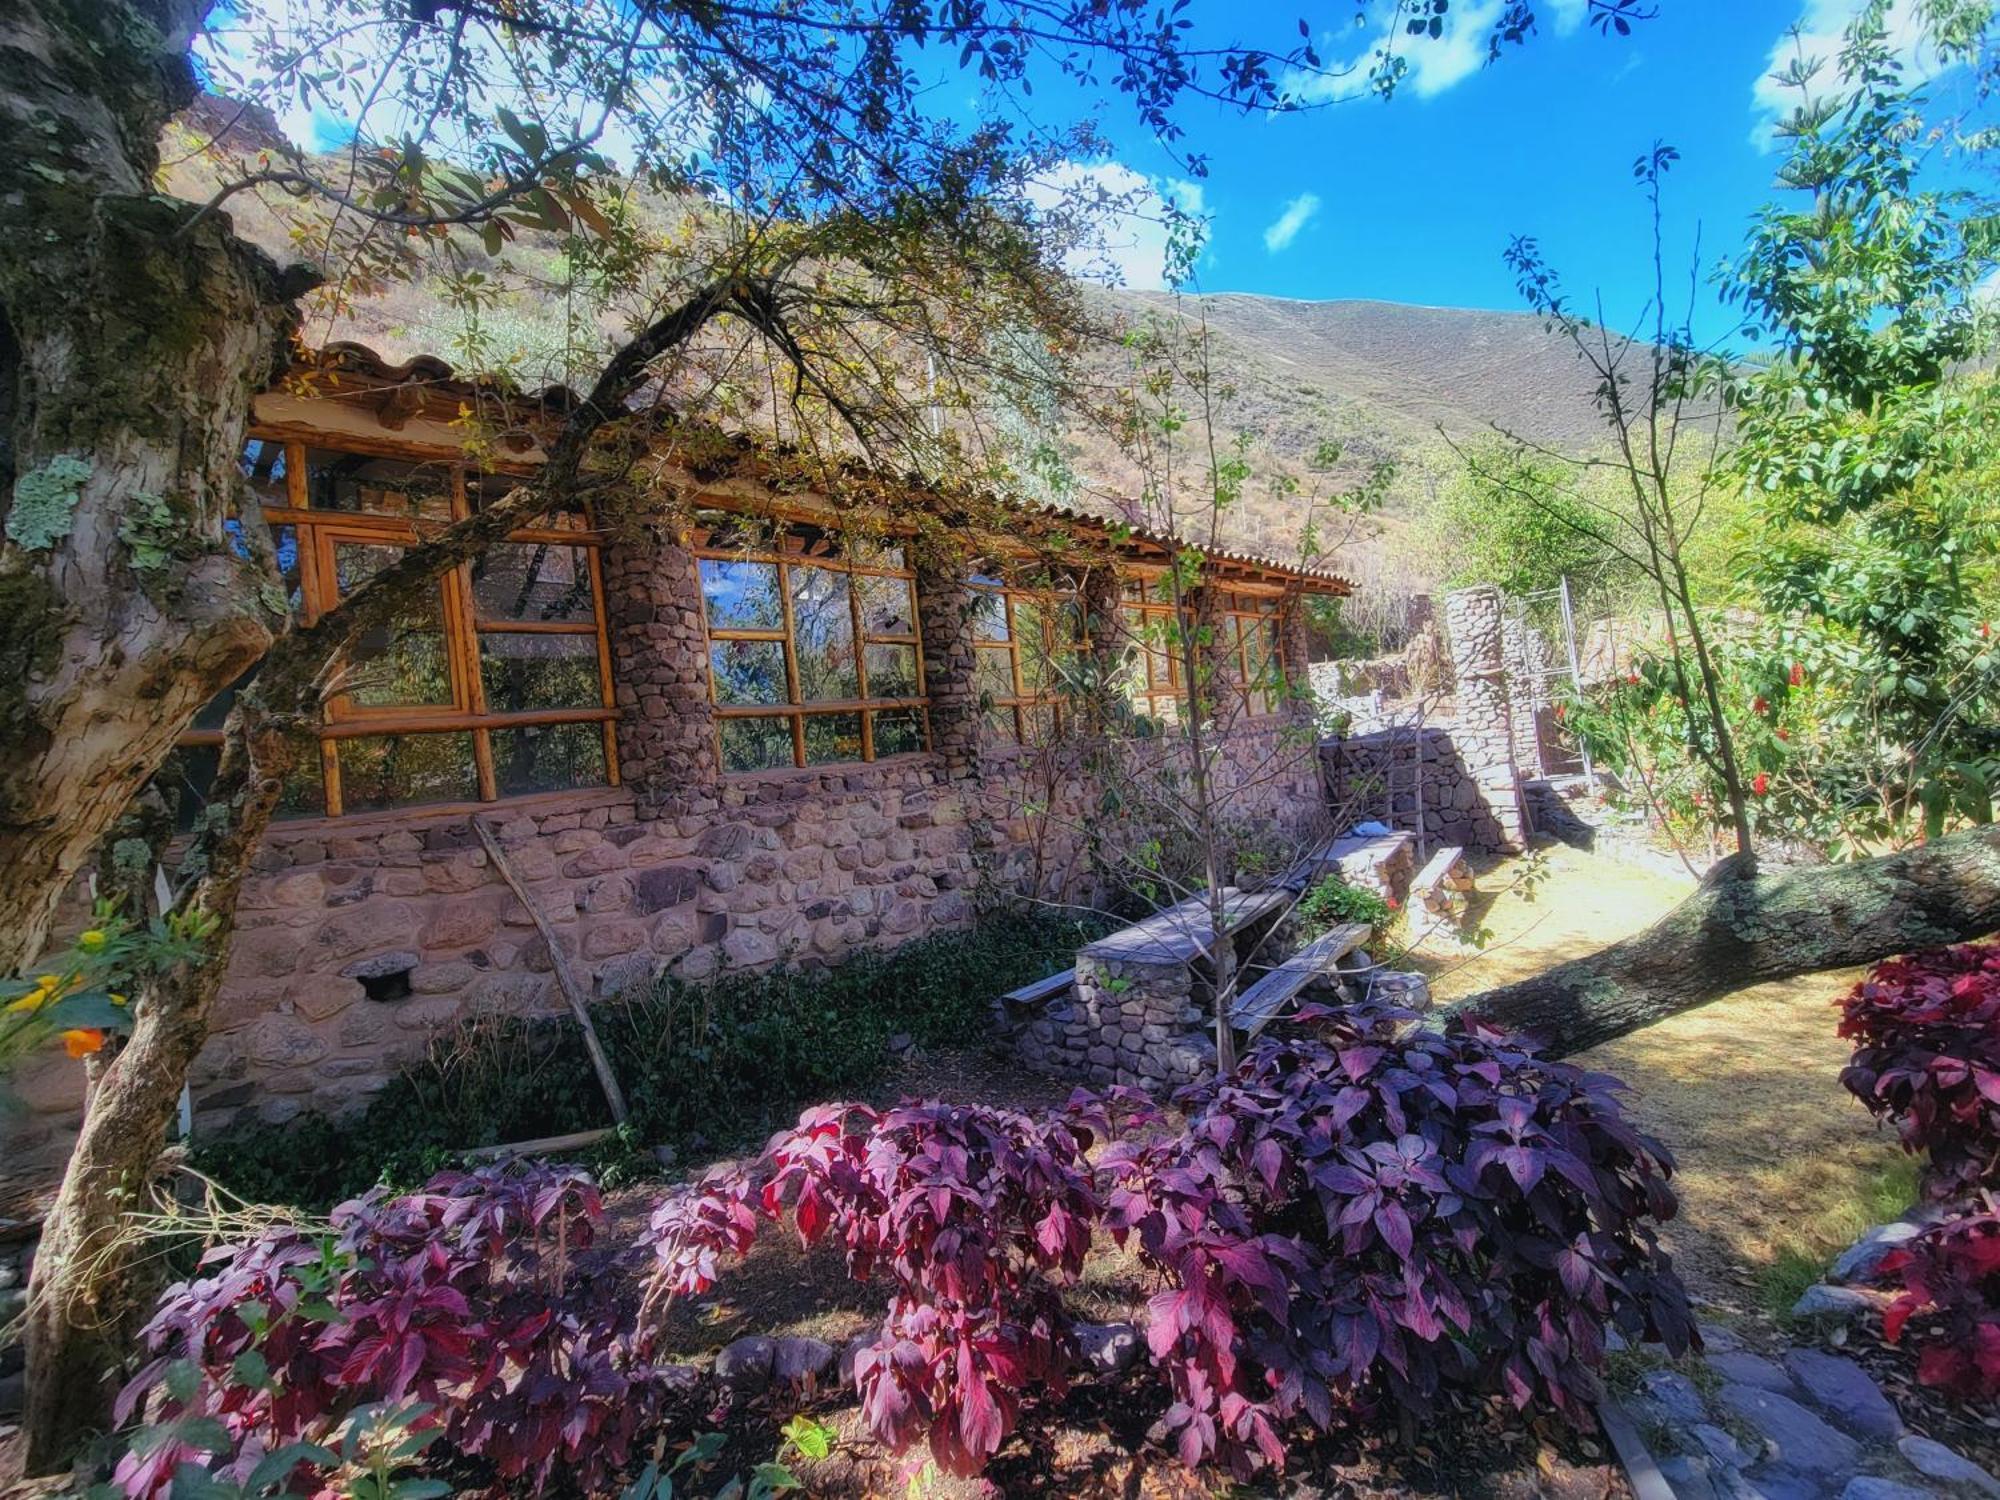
1401, 840, 1912, 1319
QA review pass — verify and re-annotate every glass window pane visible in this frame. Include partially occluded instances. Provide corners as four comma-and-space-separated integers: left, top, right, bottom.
472, 542, 595, 624
337, 733, 477, 813
803, 712, 864, 766
699, 559, 783, 631
479, 631, 602, 712
982, 706, 1020, 744
720, 715, 795, 772
871, 707, 925, 758
1022, 703, 1058, 747
490, 722, 607, 797
241, 439, 289, 510
974, 646, 1016, 704
466, 471, 587, 529
855, 572, 915, 638
307, 450, 454, 519
331, 541, 453, 707
969, 588, 1009, 642
862, 643, 919, 700
161, 742, 321, 828
849, 540, 906, 571
790, 565, 858, 701
711, 639, 789, 706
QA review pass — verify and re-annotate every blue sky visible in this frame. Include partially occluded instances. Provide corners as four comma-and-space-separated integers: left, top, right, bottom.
1032, 0, 1990, 341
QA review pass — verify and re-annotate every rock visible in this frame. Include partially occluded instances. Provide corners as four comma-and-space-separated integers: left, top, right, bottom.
714, 1335, 776, 1392
1831, 1221, 1924, 1285
1661, 1456, 1725, 1500
1699, 1322, 1745, 1353
1782, 1348, 1903, 1441
1717, 1384, 1859, 1481
1640, 1367, 1710, 1426
772, 1336, 835, 1387
886, 1032, 915, 1056
1897, 1436, 2000, 1498
1740, 1469, 1830, 1500
1690, 1423, 1752, 1470
1708, 1351, 1795, 1393
1839, 1480, 1937, 1500
1792, 1284, 1891, 1323
1075, 1321, 1141, 1377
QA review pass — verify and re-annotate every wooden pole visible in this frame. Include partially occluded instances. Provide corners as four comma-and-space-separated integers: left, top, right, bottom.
472, 818, 631, 1127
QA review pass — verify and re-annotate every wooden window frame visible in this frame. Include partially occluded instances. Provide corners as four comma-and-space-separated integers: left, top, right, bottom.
696, 532, 930, 772
179, 436, 620, 818
1119, 579, 1192, 725
969, 575, 1082, 747
1219, 593, 1284, 718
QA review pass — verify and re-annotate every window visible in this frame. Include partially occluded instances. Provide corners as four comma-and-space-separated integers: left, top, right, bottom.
1118, 578, 1190, 727
969, 572, 1083, 746
697, 528, 928, 772
171, 439, 617, 821
1220, 593, 1285, 716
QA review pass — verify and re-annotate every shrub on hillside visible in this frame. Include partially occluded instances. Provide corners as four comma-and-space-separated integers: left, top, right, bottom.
1838, 940, 2000, 1197
113, 1163, 675, 1500
642, 1098, 1103, 1476
1879, 1208, 2000, 1400
1100, 1005, 1694, 1476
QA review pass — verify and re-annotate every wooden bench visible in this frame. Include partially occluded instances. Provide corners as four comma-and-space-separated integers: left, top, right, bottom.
1231, 922, 1372, 1038
997, 967, 1076, 1013
1409, 844, 1471, 916
1079, 886, 1290, 967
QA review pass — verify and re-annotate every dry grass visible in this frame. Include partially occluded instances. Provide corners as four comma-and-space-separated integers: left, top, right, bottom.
1401, 841, 1914, 1322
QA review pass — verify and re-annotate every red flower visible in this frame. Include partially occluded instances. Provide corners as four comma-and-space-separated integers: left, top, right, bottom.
1776, 728, 1790, 743
1554, 704, 1566, 720
1788, 662, 1805, 687
1752, 695, 1768, 714
1627, 671, 1641, 686
1982, 621, 1992, 639
1752, 773, 1770, 796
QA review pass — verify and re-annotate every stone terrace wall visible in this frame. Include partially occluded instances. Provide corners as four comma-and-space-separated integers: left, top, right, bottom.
1319, 726, 1512, 854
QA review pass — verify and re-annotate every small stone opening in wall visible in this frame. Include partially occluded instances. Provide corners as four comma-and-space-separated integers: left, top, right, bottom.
358, 967, 413, 1003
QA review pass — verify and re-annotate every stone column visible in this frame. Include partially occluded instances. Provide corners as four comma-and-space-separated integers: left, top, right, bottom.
603, 521, 717, 809
1442, 586, 1528, 850
1078, 565, 1124, 731
915, 554, 981, 776
1278, 590, 1317, 729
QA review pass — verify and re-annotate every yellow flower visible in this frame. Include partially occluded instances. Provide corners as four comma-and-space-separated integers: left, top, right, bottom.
110, 993, 128, 1007
78, 929, 107, 953
6, 978, 57, 1014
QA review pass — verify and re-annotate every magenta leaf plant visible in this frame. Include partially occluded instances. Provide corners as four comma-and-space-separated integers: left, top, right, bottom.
1099, 1003, 1694, 1477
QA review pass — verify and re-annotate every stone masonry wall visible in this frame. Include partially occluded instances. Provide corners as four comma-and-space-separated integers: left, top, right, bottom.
7, 549, 1332, 1170
1439, 586, 1528, 850
1318, 727, 1511, 854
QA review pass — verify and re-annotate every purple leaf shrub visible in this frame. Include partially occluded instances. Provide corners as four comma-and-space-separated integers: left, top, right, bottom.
1099, 1004, 1694, 1477
115, 1162, 680, 1499
642, 1099, 1103, 1475
1839, 940, 2000, 1196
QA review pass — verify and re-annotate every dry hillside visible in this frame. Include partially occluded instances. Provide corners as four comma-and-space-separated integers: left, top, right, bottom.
165, 99, 1614, 584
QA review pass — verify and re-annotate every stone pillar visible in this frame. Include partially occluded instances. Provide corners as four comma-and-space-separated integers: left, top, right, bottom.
1279, 590, 1317, 728
604, 521, 717, 808
1442, 586, 1528, 850
1076, 564, 1125, 732
1500, 614, 1547, 778
915, 555, 981, 775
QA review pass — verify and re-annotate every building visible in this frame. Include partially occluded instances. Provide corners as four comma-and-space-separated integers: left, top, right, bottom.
9, 342, 1346, 1161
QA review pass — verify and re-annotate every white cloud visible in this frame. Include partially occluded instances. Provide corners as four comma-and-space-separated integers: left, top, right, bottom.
1752, 0, 1965, 144
1282, 0, 1530, 104
1024, 161, 1208, 291
1262, 192, 1322, 254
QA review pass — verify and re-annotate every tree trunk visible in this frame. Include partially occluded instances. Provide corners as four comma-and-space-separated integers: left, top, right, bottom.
0, 0, 302, 971
21, 713, 297, 1470
1449, 826, 2000, 1058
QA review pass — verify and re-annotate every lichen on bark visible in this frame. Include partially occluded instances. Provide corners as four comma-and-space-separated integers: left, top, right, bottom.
6, 455, 91, 549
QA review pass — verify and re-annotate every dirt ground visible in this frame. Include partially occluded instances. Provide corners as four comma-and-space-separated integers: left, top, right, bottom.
1402, 841, 1912, 1319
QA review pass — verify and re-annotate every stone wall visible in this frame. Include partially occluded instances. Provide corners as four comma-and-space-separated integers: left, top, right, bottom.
1438, 586, 1529, 850
1318, 727, 1513, 853
7, 542, 1330, 1171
